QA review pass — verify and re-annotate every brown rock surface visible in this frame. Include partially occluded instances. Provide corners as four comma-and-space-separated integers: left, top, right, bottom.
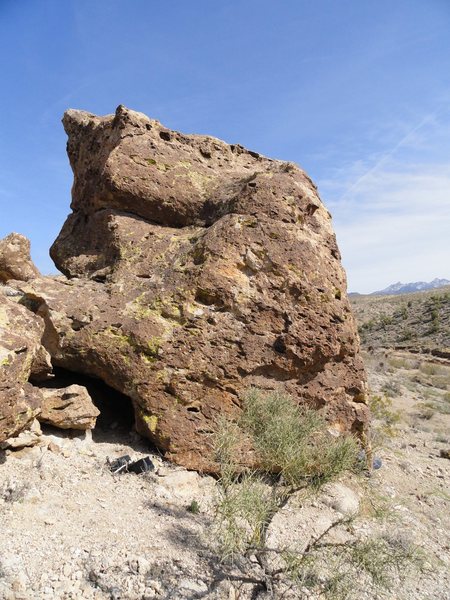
0, 294, 45, 442
19, 105, 368, 471
0, 418, 42, 449
0, 233, 40, 283
40, 384, 100, 430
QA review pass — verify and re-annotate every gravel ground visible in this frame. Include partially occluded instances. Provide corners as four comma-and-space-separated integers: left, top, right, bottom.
0, 348, 449, 599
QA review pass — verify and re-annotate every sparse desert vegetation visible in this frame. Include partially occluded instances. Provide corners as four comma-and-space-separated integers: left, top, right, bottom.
212, 390, 428, 599
352, 287, 450, 356
348, 286, 450, 600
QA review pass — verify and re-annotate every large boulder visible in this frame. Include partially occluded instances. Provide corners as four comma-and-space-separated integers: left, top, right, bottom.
21, 106, 368, 472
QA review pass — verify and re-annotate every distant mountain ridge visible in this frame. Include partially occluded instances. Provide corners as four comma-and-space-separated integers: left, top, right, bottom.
372, 278, 450, 296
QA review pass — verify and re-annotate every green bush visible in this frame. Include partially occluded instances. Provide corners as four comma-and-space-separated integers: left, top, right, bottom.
212, 389, 426, 598
368, 394, 401, 438
186, 499, 200, 514
213, 389, 359, 560
240, 388, 359, 488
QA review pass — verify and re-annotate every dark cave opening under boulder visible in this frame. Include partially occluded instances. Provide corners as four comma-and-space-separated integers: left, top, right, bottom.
36, 366, 142, 445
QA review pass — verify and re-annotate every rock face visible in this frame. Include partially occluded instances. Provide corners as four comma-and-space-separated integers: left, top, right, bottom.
0, 418, 42, 449
0, 233, 40, 283
0, 293, 46, 442
27, 105, 368, 472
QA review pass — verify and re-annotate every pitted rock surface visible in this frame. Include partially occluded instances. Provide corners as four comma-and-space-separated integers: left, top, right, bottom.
18, 106, 368, 471
0, 293, 47, 442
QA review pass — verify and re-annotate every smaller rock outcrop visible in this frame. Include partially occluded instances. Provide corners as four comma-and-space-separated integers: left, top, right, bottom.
0, 418, 42, 449
40, 384, 100, 430
0, 294, 47, 442
0, 233, 40, 283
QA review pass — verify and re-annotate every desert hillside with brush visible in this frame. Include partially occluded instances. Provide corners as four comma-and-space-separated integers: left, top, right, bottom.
351, 286, 450, 357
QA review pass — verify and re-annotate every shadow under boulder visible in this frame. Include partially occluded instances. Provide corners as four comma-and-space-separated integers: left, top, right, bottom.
37, 367, 138, 446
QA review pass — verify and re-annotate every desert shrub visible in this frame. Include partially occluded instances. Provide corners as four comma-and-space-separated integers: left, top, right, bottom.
240, 388, 359, 488
419, 362, 446, 377
186, 499, 200, 514
212, 389, 426, 599
431, 374, 450, 390
359, 318, 375, 332
388, 356, 409, 369
282, 530, 426, 600
394, 305, 408, 320
214, 415, 279, 561
213, 416, 242, 484
436, 402, 450, 414
423, 399, 450, 415
400, 327, 414, 341
430, 315, 440, 333
214, 470, 279, 561
416, 403, 435, 420
213, 390, 359, 559
382, 380, 401, 398
369, 394, 401, 437
378, 314, 393, 329
346, 532, 425, 590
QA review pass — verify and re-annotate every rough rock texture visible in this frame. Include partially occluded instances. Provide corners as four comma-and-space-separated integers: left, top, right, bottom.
20, 105, 369, 472
0, 233, 40, 283
0, 293, 47, 442
0, 418, 42, 449
40, 384, 100, 430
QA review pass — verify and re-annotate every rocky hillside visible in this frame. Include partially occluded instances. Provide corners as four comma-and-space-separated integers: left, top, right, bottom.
351, 286, 450, 356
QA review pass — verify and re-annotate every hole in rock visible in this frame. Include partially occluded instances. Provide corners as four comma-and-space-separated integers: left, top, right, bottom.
37, 367, 148, 449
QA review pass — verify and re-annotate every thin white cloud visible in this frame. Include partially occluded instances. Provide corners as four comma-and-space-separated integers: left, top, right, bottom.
319, 110, 450, 293
328, 165, 450, 293
337, 106, 448, 201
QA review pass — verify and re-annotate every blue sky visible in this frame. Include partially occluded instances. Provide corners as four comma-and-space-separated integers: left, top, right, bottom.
0, 0, 449, 293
